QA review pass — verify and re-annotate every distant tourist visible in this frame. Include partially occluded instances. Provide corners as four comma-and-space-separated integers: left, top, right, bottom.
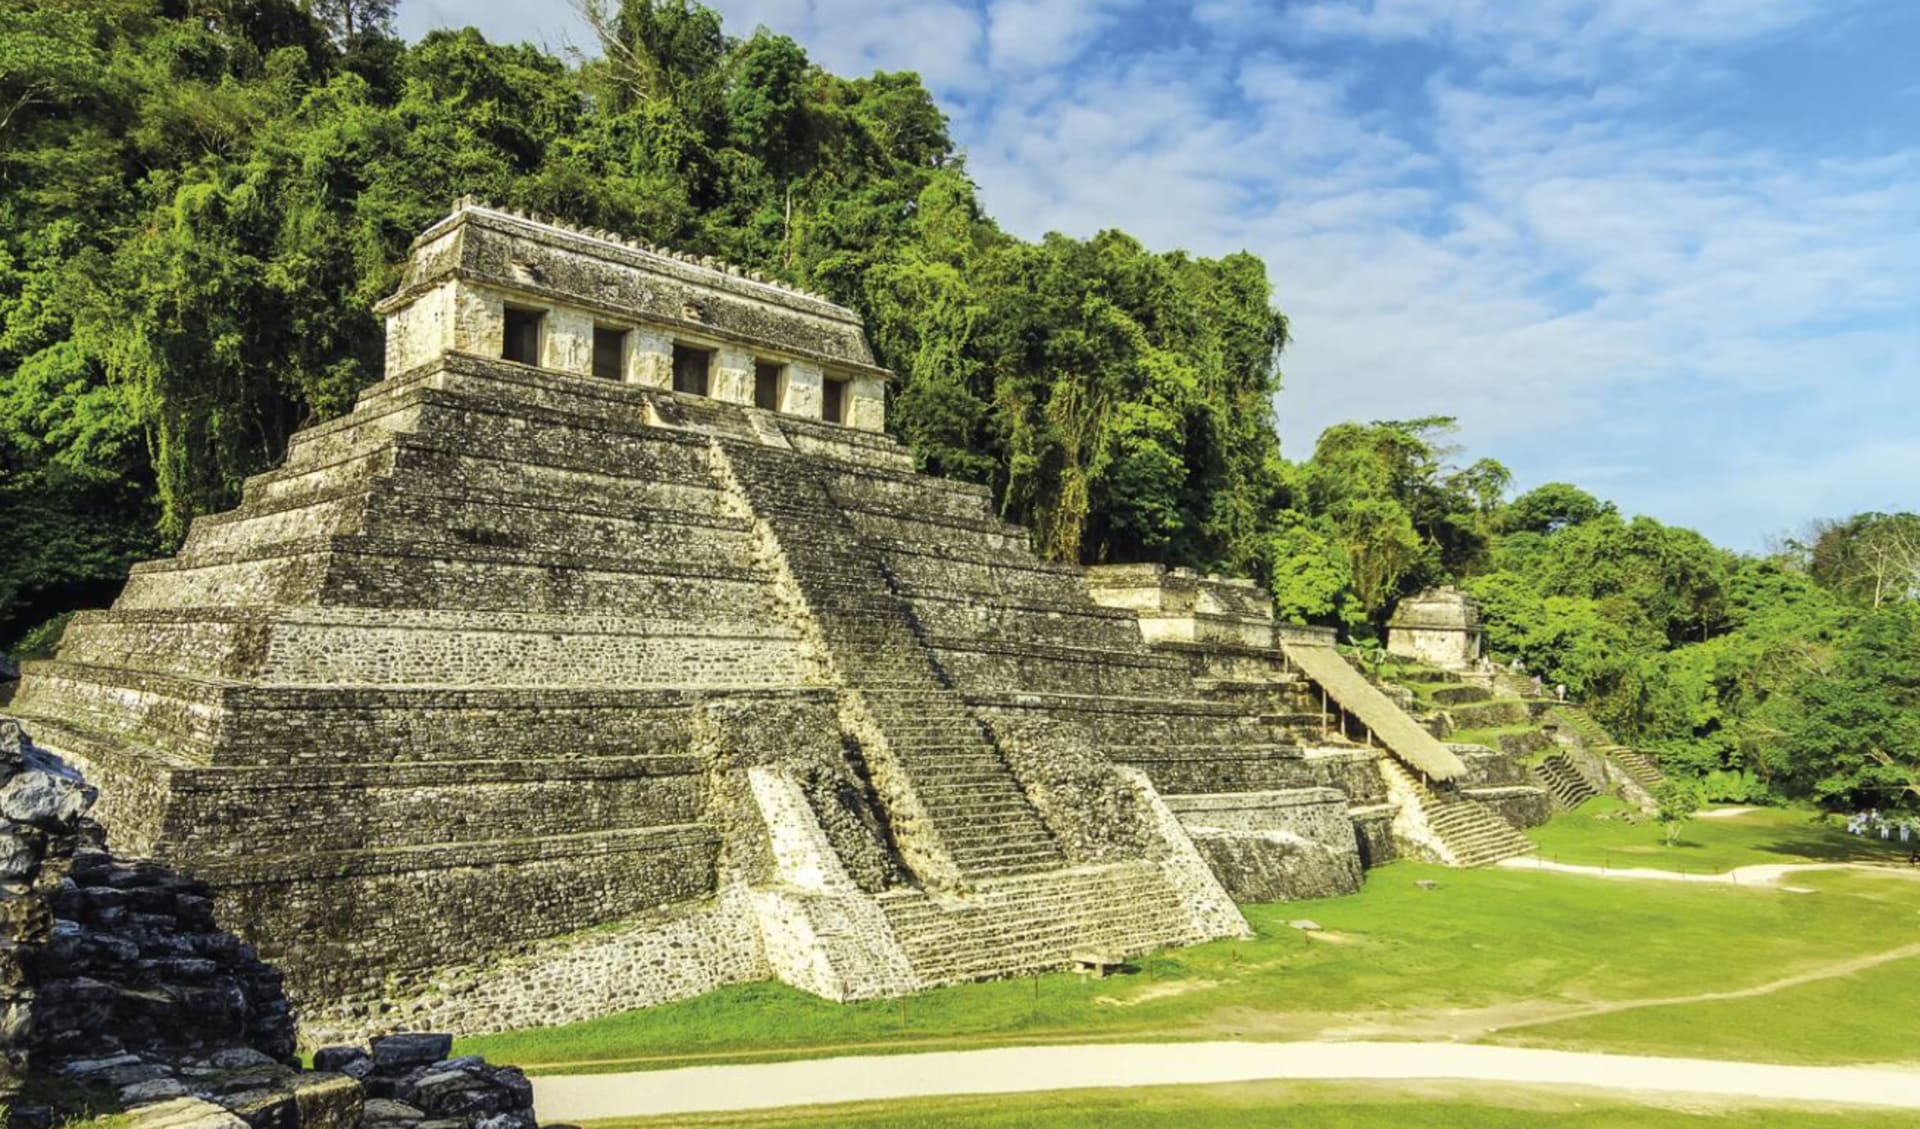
1533, 675, 1544, 696
1555, 683, 1567, 702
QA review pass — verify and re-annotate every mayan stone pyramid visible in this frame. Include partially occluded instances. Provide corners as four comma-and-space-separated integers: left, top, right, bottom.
11, 203, 1538, 1036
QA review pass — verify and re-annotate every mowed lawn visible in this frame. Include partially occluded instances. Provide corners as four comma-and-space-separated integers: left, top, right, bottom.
583, 1080, 1920, 1129
462, 801, 1920, 1073
1495, 867, 1920, 1064
1528, 798, 1912, 872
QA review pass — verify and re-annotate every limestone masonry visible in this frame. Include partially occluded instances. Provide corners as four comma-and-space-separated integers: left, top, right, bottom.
9, 203, 1545, 1037
1387, 587, 1483, 671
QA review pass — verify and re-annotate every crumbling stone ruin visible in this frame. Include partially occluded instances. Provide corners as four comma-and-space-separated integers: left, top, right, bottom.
8, 202, 1547, 1038
3, 717, 98, 1115
1386, 587, 1484, 671
0, 720, 541, 1129
1084, 566, 1541, 879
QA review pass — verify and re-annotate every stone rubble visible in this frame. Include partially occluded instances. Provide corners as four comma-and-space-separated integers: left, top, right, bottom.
2, 716, 100, 1116
0, 719, 555, 1129
40, 1034, 549, 1129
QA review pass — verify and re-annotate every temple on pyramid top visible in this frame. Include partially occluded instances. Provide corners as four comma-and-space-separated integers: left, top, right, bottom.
375, 200, 890, 430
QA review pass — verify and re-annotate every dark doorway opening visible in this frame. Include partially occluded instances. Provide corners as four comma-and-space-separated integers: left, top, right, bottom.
754, 362, 785, 410
592, 327, 626, 380
502, 308, 543, 365
672, 344, 711, 396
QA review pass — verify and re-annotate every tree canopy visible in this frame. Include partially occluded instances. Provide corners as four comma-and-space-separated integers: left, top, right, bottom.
0, 0, 1286, 639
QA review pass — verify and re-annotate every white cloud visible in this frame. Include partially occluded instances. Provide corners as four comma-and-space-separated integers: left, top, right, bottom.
1289, 0, 1834, 78
985, 0, 1141, 72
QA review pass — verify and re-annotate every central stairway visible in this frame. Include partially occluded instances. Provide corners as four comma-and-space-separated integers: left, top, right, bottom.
1549, 705, 1667, 793
715, 440, 1065, 882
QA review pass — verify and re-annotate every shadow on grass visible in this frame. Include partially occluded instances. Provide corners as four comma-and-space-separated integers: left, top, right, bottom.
1749, 828, 1915, 863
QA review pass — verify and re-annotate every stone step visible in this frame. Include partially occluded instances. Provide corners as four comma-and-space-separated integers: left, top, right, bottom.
1530, 754, 1599, 810
721, 439, 1066, 882
876, 864, 1199, 982
1610, 749, 1666, 791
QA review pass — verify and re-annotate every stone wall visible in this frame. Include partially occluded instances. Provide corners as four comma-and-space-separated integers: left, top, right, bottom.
2, 717, 101, 1109
304, 891, 769, 1041
1350, 805, 1399, 868
1167, 789, 1364, 902
1463, 786, 1554, 830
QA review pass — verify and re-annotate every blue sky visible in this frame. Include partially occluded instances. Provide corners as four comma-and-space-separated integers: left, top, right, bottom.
397, 1, 1920, 551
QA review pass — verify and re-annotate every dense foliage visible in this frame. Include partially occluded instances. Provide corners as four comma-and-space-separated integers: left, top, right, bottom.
2, 1, 1911, 814
1260, 417, 1918, 812
0, 0, 1285, 640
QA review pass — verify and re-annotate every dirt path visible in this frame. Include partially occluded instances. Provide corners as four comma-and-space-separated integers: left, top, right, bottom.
1485, 939, 1920, 1034
530, 1040, 1920, 1120
1286, 937, 1920, 1042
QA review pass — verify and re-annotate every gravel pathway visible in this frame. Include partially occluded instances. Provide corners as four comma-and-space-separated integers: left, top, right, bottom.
531, 1040, 1920, 1119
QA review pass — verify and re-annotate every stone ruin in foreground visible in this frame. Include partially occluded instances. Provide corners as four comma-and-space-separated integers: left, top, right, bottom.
8, 203, 1548, 1037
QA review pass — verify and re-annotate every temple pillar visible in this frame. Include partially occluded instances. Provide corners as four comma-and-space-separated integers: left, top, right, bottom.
627, 330, 674, 389
847, 376, 886, 432
784, 363, 824, 418
712, 346, 755, 405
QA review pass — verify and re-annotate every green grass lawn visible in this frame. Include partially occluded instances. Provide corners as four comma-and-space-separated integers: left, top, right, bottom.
586, 1079, 1920, 1128
1529, 798, 1913, 872
1495, 868, 1920, 1064
462, 858, 1920, 1072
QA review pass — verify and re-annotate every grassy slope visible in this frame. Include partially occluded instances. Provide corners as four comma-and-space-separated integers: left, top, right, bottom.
590, 1080, 1920, 1129
462, 856, 1920, 1070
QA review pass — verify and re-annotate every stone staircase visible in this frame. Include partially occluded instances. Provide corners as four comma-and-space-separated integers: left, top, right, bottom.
1493, 668, 1548, 700
715, 440, 1065, 882
1611, 748, 1666, 793
1424, 796, 1535, 866
875, 862, 1196, 985
1383, 759, 1534, 866
1531, 752, 1599, 810
1550, 705, 1665, 793
1550, 704, 1611, 745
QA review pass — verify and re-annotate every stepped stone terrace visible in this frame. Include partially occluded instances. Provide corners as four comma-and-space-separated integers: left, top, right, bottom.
9, 203, 1543, 1038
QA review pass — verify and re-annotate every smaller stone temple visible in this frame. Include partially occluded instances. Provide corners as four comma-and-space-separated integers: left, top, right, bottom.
1386, 587, 1483, 671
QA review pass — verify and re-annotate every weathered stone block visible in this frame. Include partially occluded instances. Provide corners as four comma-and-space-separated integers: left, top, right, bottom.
370, 1034, 453, 1071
